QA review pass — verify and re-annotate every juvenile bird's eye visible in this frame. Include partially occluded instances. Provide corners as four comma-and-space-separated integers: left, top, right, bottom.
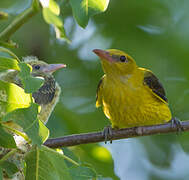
120, 55, 127, 62
33, 65, 40, 70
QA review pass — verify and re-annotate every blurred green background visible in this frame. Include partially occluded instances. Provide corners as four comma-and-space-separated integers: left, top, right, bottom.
1, 0, 189, 179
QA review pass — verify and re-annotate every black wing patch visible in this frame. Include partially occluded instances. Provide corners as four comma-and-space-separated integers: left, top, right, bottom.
96, 77, 103, 102
144, 71, 168, 102
32, 76, 56, 105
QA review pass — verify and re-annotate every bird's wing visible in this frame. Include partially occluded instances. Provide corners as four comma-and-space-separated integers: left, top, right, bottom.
142, 69, 168, 103
96, 75, 105, 107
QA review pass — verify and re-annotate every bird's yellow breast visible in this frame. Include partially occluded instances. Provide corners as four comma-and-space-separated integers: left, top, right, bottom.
100, 71, 172, 128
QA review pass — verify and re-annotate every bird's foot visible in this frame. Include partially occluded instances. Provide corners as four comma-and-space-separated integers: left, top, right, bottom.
170, 117, 183, 133
102, 126, 113, 144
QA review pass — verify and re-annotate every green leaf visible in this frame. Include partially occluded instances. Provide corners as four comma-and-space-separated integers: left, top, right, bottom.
3, 103, 49, 145
0, 57, 19, 70
0, 47, 20, 61
25, 146, 58, 180
42, 146, 72, 180
18, 62, 44, 94
69, 164, 98, 180
32, 0, 40, 12
62, 148, 100, 179
1, 161, 19, 178
25, 146, 72, 180
43, 8, 62, 27
70, 0, 109, 28
49, 0, 60, 15
42, 5, 69, 41
54, 26, 71, 43
0, 124, 16, 148
0, 80, 31, 118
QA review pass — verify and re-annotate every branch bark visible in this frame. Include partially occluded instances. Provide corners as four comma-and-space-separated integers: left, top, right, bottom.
44, 120, 189, 148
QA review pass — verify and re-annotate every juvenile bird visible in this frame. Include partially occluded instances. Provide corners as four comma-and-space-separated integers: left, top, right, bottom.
93, 49, 175, 136
0, 56, 66, 124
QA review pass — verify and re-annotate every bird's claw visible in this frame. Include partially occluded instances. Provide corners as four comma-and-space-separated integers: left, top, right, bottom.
170, 117, 183, 133
102, 126, 113, 144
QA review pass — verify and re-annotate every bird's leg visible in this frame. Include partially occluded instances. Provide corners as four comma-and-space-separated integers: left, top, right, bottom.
170, 117, 183, 133
102, 125, 113, 144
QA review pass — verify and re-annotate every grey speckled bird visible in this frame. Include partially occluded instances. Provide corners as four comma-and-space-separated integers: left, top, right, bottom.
0, 56, 66, 124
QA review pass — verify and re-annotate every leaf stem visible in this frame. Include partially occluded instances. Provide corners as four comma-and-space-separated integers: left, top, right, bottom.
0, 0, 40, 41
61, 153, 80, 166
0, 149, 18, 164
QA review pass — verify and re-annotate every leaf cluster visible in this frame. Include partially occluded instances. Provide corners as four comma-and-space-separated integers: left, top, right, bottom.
0, 0, 110, 179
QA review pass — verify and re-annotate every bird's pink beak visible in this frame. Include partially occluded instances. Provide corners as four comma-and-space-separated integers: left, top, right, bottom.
43, 64, 66, 73
93, 49, 113, 62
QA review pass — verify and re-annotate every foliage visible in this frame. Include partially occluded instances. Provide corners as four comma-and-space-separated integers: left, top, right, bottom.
70, 0, 109, 28
0, 0, 110, 179
1, 0, 189, 179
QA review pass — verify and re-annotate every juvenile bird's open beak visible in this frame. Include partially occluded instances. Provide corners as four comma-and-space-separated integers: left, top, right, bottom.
93, 49, 113, 62
43, 64, 66, 73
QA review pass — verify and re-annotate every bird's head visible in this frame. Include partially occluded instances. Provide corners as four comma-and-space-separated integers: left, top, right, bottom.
23, 56, 66, 78
93, 49, 137, 76
21, 57, 66, 105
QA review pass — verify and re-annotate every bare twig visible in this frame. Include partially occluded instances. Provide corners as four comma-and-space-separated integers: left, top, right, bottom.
44, 120, 189, 148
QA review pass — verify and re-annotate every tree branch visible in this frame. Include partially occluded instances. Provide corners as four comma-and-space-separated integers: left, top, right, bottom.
44, 120, 189, 148
0, 0, 40, 41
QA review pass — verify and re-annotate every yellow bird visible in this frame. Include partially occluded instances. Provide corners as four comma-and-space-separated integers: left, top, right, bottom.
93, 49, 172, 131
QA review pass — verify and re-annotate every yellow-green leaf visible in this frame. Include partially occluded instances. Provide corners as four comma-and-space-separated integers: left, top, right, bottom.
70, 0, 109, 28
54, 26, 70, 42
0, 80, 31, 118
42, 8, 63, 27
49, 0, 60, 15
42, 5, 69, 40
0, 47, 20, 61
0, 57, 19, 71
